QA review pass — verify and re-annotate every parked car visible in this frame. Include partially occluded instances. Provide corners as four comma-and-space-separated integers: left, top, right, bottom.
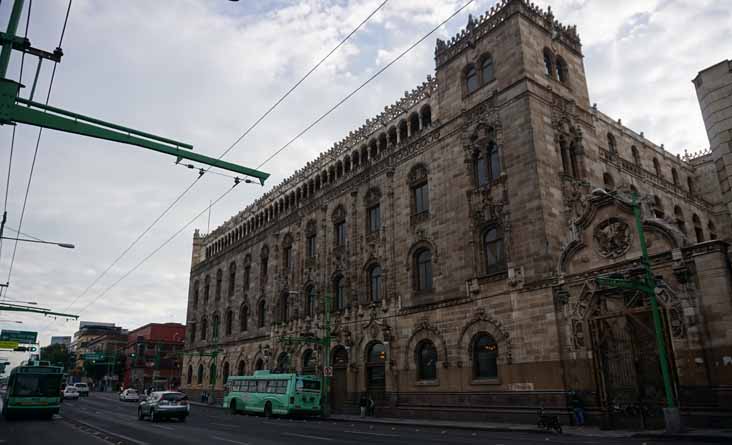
137, 391, 189, 422
74, 382, 90, 397
63, 386, 80, 400
119, 388, 140, 402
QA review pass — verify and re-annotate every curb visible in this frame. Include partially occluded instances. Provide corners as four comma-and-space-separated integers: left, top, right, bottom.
632, 433, 731, 443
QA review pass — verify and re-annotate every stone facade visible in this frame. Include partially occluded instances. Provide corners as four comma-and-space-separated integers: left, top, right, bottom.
181, 0, 732, 428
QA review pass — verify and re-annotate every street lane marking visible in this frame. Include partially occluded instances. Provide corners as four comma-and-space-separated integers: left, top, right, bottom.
283, 432, 334, 441
343, 430, 399, 438
152, 424, 174, 431
65, 418, 151, 445
211, 422, 239, 428
212, 436, 249, 445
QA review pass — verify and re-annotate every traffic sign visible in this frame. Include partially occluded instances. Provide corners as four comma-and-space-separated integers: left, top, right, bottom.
0, 329, 37, 345
0, 340, 19, 349
323, 366, 333, 377
83, 352, 103, 361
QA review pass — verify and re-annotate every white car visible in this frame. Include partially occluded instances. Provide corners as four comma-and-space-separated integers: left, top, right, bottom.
63, 386, 79, 400
119, 388, 140, 402
74, 382, 90, 397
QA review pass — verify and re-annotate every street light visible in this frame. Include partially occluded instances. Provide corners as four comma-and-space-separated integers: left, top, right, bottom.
1, 299, 37, 305
0, 319, 22, 324
0, 236, 75, 249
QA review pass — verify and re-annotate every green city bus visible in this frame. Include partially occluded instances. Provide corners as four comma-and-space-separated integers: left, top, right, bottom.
223, 370, 321, 417
1, 360, 63, 420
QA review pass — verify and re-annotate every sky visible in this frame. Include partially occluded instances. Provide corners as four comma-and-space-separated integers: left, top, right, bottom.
0, 0, 729, 371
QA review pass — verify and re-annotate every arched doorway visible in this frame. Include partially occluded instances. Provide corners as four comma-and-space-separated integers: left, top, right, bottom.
331, 346, 348, 412
276, 352, 290, 373
255, 358, 264, 371
366, 342, 385, 397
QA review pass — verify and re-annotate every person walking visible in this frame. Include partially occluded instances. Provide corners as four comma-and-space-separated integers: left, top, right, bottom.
367, 395, 375, 417
569, 391, 585, 426
359, 393, 368, 417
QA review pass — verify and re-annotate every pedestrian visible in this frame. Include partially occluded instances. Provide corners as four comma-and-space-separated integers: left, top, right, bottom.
569, 390, 585, 426
359, 393, 368, 417
367, 395, 375, 417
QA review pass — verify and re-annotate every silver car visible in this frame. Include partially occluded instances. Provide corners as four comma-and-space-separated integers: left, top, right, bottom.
137, 391, 189, 422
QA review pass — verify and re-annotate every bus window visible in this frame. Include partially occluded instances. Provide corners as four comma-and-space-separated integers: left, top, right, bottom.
257, 380, 268, 393
12, 374, 61, 397
296, 378, 321, 392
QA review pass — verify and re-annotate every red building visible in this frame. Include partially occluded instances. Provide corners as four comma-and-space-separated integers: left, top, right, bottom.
123, 323, 185, 391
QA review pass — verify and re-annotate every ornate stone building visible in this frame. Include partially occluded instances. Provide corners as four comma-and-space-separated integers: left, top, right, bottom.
181, 0, 732, 428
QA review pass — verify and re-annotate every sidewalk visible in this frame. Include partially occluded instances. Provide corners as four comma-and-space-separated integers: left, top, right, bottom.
186, 400, 732, 443
331, 414, 732, 442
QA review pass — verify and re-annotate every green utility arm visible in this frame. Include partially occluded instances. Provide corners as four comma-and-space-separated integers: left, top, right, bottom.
0, 81, 270, 184
0, 302, 79, 319
595, 276, 653, 294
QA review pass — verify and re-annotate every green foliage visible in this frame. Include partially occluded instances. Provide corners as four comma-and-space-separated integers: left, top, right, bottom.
40, 343, 72, 370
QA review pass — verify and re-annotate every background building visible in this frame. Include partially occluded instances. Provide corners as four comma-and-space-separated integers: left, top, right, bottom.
50, 336, 71, 348
181, 0, 731, 428
123, 323, 185, 391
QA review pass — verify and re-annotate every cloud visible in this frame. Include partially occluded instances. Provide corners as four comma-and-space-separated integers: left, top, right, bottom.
0, 0, 727, 354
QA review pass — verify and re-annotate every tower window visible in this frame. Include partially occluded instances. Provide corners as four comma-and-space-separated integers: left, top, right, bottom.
466, 65, 478, 94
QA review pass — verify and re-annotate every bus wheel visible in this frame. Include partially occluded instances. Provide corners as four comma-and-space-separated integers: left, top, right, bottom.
230, 400, 238, 415
264, 402, 272, 418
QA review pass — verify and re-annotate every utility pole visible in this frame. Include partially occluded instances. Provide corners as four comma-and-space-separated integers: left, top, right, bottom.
0, 0, 270, 184
279, 291, 332, 417
596, 192, 681, 433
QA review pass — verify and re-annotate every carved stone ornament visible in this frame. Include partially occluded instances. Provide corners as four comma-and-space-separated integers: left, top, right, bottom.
593, 217, 632, 259
407, 163, 429, 185
331, 205, 346, 223
364, 187, 382, 207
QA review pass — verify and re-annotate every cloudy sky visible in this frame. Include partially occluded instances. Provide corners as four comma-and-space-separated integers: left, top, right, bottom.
0, 0, 729, 369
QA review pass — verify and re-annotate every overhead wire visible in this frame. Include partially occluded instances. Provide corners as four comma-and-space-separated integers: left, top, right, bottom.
58, 0, 390, 315
0, 0, 33, 298
3, 0, 71, 299
73, 0, 476, 315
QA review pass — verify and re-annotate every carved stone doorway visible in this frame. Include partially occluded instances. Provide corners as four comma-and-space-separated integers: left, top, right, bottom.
589, 292, 675, 430
330, 346, 348, 413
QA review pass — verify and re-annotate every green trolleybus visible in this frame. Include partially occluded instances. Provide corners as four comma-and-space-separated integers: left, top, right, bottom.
1, 360, 63, 420
223, 370, 321, 417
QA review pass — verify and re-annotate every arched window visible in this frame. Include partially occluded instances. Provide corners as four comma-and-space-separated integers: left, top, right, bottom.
333, 346, 349, 367
674, 206, 686, 235
306, 221, 317, 258
543, 48, 554, 78
204, 275, 210, 304
260, 246, 269, 285
672, 168, 679, 186
279, 292, 289, 323
225, 310, 233, 336
631, 145, 640, 166
215, 269, 223, 300
305, 286, 316, 317
369, 264, 382, 303
283, 241, 293, 273
693, 214, 704, 243
708, 221, 717, 240
653, 196, 664, 219
212, 314, 220, 340
302, 349, 316, 374
240, 305, 248, 332
474, 133, 500, 186
653, 158, 661, 177
209, 362, 217, 385
416, 340, 437, 381
189, 323, 196, 343
603, 172, 615, 190
481, 55, 494, 83
243, 259, 251, 291
687, 176, 694, 195
222, 361, 230, 385
277, 352, 290, 372
197, 364, 204, 384
409, 112, 420, 135
228, 262, 236, 297
186, 365, 193, 385
237, 360, 245, 376
420, 105, 432, 129
388, 126, 398, 146
333, 275, 345, 311
607, 133, 617, 154
415, 248, 433, 291
398, 119, 408, 141
473, 334, 498, 379
412, 179, 429, 216
366, 342, 386, 390
484, 226, 506, 274
193, 280, 199, 307
465, 65, 478, 94
201, 317, 208, 340
556, 55, 568, 83
255, 358, 264, 371
257, 300, 266, 328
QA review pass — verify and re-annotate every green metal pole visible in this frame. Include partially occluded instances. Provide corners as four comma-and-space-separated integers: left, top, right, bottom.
322, 291, 331, 417
632, 192, 676, 408
0, 0, 24, 78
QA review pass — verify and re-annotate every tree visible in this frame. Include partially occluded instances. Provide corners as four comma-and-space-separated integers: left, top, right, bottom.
40, 343, 72, 370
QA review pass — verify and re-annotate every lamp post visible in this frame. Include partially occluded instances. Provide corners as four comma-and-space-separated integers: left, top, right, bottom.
0, 236, 74, 249
595, 191, 680, 432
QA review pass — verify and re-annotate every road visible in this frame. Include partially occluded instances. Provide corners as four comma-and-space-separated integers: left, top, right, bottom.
0, 392, 710, 445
